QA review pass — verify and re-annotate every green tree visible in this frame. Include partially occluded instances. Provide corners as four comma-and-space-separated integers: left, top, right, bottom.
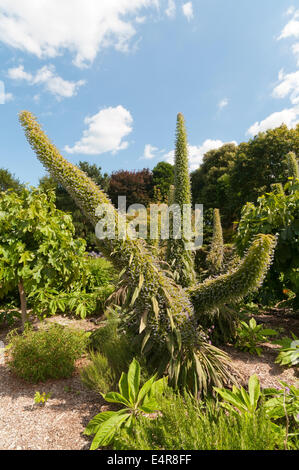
191, 143, 237, 227
39, 161, 109, 250
152, 162, 174, 202
0, 168, 23, 192
236, 178, 299, 305
0, 188, 86, 327
230, 125, 299, 216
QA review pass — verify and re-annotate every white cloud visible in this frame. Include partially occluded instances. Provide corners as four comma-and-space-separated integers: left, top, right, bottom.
272, 69, 299, 105
65, 105, 133, 155
141, 144, 159, 159
165, 0, 176, 18
0, 0, 159, 68
7, 64, 85, 99
218, 98, 229, 110
164, 139, 237, 171
247, 14, 299, 137
286, 6, 295, 16
247, 107, 299, 136
7, 65, 32, 81
279, 9, 299, 40
182, 2, 194, 22
291, 43, 299, 65
0, 80, 13, 103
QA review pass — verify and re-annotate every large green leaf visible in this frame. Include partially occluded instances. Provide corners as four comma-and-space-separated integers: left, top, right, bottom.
84, 411, 116, 436
90, 412, 130, 450
102, 392, 130, 407
127, 358, 140, 402
118, 372, 130, 402
248, 374, 260, 410
136, 375, 156, 406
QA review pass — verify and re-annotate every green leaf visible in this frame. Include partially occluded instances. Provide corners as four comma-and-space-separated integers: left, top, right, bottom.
118, 372, 130, 402
102, 392, 130, 407
84, 411, 116, 436
151, 296, 159, 321
248, 374, 260, 409
90, 412, 130, 450
127, 358, 140, 403
136, 376, 156, 406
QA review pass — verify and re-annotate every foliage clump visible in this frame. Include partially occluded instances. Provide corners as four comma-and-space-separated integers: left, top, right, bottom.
113, 387, 284, 450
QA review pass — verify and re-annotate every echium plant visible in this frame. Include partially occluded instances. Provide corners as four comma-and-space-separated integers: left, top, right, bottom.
206, 208, 224, 275
286, 151, 299, 180
167, 113, 196, 288
19, 111, 276, 396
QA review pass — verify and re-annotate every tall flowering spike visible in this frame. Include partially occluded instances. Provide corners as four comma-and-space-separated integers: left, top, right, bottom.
167, 184, 175, 206
286, 152, 299, 179
189, 234, 277, 316
167, 113, 196, 287
206, 208, 224, 275
174, 113, 192, 207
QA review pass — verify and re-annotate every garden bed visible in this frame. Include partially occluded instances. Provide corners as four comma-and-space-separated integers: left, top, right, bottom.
0, 313, 297, 450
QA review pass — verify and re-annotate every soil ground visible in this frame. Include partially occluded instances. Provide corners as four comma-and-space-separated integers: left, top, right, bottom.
0, 311, 298, 450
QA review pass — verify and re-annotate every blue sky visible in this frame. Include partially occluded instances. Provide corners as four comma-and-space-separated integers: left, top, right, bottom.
0, 0, 299, 186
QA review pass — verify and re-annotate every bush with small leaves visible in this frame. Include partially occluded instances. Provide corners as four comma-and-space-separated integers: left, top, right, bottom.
8, 323, 88, 382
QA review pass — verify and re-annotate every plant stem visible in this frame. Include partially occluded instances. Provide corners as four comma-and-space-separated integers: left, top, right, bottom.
18, 280, 28, 330
283, 388, 289, 450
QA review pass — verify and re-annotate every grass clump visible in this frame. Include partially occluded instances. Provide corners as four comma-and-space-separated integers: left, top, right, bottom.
8, 323, 88, 382
81, 313, 150, 393
80, 351, 115, 394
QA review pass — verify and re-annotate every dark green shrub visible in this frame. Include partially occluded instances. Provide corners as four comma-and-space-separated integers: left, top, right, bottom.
84, 257, 116, 291
8, 323, 88, 382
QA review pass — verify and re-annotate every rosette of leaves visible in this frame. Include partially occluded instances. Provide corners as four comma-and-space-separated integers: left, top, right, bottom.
275, 334, 299, 367
235, 317, 278, 356
214, 374, 261, 416
84, 358, 166, 450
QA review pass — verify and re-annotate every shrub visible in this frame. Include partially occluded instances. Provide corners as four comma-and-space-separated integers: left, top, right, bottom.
80, 351, 115, 394
89, 315, 141, 379
84, 257, 116, 291
8, 323, 88, 382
